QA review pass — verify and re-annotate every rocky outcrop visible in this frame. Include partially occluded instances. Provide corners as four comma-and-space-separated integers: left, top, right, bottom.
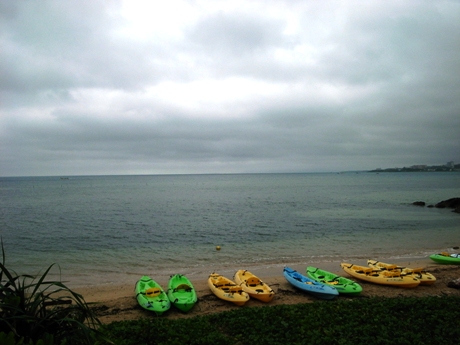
412, 197, 460, 213
412, 201, 425, 206
435, 197, 460, 209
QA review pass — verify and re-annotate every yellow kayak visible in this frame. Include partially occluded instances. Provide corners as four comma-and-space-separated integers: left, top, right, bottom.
367, 259, 436, 285
208, 273, 250, 306
341, 263, 420, 288
233, 270, 275, 302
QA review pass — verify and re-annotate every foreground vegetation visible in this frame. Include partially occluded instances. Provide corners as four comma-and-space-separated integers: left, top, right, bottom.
101, 295, 460, 345
0, 242, 104, 345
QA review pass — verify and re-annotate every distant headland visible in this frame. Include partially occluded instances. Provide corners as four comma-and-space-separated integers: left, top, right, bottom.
369, 161, 459, 172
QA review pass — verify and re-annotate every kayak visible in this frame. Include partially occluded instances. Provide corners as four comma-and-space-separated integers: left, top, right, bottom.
233, 270, 275, 302
341, 263, 420, 288
283, 266, 338, 300
135, 276, 171, 315
306, 266, 362, 295
429, 253, 460, 265
167, 274, 198, 312
367, 259, 436, 285
208, 273, 250, 306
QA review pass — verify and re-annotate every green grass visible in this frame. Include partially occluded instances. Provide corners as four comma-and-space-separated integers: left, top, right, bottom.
101, 295, 460, 345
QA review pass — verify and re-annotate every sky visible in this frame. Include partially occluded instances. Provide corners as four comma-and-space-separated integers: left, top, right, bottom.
1, 0, 459, 177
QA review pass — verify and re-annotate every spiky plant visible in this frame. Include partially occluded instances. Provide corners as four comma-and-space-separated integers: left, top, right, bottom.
0, 240, 107, 345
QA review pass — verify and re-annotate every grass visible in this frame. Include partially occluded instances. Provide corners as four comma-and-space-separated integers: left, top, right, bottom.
101, 295, 460, 345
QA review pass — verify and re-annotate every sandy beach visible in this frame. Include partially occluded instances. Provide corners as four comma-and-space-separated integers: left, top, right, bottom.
73, 259, 460, 324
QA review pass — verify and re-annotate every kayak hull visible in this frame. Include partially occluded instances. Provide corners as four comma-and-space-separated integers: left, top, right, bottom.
208, 273, 250, 306
429, 253, 460, 265
367, 259, 436, 285
233, 270, 275, 302
135, 276, 171, 315
283, 266, 338, 300
341, 263, 420, 288
306, 266, 362, 295
167, 274, 198, 312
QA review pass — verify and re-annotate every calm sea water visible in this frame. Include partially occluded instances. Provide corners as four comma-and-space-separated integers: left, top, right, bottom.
1, 172, 459, 287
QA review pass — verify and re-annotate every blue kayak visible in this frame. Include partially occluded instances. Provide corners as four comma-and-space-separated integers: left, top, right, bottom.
283, 266, 338, 300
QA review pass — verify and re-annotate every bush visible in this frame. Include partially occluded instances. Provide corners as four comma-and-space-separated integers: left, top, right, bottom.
0, 241, 106, 345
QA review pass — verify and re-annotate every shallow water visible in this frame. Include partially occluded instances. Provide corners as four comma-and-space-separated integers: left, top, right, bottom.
1, 172, 459, 287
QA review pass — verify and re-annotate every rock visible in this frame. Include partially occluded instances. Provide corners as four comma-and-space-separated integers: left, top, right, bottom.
447, 278, 460, 289
454, 207, 460, 214
435, 197, 460, 209
412, 201, 425, 206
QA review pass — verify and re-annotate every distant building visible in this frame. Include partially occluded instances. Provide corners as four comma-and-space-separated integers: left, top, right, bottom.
446, 161, 455, 168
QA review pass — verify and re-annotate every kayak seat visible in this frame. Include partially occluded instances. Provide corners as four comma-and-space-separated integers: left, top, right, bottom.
378, 264, 398, 270
382, 271, 401, 277
229, 286, 243, 293
174, 284, 192, 292
292, 273, 304, 281
215, 282, 234, 289
246, 277, 261, 287
145, 287, 161, 297
355, 267, 373, 274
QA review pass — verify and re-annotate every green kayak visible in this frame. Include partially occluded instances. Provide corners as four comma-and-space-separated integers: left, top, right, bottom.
306, 266, 363, 295
135, 276, 170, 315
429, 253, 460, 265
167, 274, 198, 312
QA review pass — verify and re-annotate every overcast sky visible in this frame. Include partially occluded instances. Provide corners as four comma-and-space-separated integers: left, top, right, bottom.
1, 0, 459, 177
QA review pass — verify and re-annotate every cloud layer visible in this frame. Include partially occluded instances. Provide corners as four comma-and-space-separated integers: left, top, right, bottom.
1, 0, 459, 176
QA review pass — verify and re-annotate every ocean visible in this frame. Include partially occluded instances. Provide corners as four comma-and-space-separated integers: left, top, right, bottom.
1, 172, 459, 288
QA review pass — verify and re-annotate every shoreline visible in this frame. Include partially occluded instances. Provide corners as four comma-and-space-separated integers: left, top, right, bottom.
61, 254, 448, 289
77, 258, 435, 298
70, 258, 460, 324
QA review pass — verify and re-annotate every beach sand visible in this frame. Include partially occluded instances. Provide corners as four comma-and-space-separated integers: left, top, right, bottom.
75, 259, 460, 324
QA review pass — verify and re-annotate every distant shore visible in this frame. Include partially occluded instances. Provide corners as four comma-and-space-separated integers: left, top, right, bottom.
369, 164, 459, 173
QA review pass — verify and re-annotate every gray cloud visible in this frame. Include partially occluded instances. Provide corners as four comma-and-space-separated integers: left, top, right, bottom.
1, 0, 459, 176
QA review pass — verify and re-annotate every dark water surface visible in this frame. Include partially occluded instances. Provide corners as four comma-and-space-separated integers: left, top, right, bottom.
1, 172, 459, 287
